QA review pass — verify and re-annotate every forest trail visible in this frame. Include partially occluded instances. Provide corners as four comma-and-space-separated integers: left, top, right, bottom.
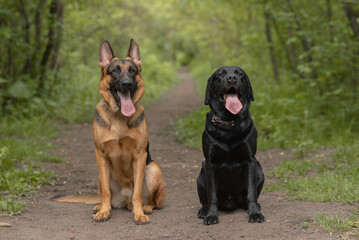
0, 68, 355, 240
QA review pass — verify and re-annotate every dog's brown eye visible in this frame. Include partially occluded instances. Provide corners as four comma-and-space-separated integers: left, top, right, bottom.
129, 66, 135, 74
112, 67, 120, 74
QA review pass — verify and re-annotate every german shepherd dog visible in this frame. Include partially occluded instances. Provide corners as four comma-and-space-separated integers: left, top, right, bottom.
196, 66, 265, 225
53, 39, 166, 225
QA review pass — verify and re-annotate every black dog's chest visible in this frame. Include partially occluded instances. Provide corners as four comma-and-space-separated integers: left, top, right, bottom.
207, 142, 251, 167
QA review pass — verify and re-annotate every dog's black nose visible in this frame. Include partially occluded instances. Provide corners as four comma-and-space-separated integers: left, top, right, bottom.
121, 79, 133, 89
227, 74, 238, 84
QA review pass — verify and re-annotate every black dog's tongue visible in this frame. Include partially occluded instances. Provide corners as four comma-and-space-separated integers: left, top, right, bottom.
225, 94, 242, 114
118, 91, 135, 117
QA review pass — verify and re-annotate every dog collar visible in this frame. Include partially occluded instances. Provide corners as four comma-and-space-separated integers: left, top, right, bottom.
211, 112, 237, 130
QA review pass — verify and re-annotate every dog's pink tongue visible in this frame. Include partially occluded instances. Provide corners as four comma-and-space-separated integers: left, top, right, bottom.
225, 94, 242, 115
118, 91, 135, 117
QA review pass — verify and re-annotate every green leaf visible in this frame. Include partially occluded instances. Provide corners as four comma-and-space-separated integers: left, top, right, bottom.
332, 88, 343, 95
7, 81, 32, 99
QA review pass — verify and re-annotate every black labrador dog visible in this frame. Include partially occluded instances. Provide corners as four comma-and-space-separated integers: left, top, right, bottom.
197, 66, 265, 225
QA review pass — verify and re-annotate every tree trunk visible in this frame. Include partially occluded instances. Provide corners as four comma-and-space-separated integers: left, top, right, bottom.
37, 0, 58, 95
343, 2, 359, 39
48, 0, 63, 96
30, 0, 47, 78
50, 0, 63, 70
326, 0, 334, 43
286, 0, 313, 59
18, 0, 31, 75
35, 0, 46, 52
343, 2, 359, 101
264, 8, 279, 80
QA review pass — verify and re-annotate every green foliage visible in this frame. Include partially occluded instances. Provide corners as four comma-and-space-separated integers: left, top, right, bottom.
265, 141, 359, 204
251, 75, 358, 149
0, 196, 25, 216
314, 212, 359, 232
0, 115, 58, 138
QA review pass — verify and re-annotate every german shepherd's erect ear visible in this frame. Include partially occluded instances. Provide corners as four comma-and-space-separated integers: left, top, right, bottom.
127, 39, 142, 71
98, 40, 115, 69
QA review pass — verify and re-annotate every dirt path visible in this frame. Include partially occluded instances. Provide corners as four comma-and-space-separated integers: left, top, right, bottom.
0, 68, 356, 240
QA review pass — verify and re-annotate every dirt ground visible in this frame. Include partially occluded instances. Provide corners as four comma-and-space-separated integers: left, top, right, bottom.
0, 68, 357, 240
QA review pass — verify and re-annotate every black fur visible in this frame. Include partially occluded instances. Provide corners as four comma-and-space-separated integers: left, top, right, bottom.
95, 110, 109, 128
145, 142, 153, 166
197, 66, 265, 225
128, 111, 145, 128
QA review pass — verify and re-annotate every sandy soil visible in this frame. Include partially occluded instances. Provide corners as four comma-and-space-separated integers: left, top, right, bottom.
0, 68, 357, 240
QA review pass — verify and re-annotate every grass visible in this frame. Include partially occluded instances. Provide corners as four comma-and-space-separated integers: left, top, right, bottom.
314, 211, 359, 233
0, 137, 64, 216
265, 141, 359, 203
0, 197, 25, 216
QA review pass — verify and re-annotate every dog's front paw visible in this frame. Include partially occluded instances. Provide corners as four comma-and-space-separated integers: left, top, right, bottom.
197, 206, 208, 219
93, 204, 101, 214
203, 215, 219, 225
248, 213, 265, 223
93, 210, 110, 222
134, 213, 150, 225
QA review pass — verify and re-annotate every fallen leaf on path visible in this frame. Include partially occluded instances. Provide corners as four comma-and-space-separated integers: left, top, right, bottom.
0, 222, 11, 227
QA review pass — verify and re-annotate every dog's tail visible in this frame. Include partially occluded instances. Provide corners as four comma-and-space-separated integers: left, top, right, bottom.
52, 194, 100, 204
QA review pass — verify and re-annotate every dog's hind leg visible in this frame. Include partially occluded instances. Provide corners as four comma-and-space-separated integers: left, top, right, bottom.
255, 160, 265, 211
247, 159, 265, 223
143, 161, 166, 214
256, 161, 265, 199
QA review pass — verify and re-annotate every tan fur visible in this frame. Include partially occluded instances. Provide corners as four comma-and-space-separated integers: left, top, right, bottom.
53, 40, 166, 224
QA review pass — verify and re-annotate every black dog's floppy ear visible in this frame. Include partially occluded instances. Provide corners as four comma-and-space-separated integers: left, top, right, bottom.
98, 40, 114, 68
204, 74, 213, 105
244, 73, 254, 101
